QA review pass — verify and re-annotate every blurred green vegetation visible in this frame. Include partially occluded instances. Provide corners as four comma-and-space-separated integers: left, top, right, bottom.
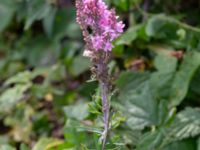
1, 0, 200, 149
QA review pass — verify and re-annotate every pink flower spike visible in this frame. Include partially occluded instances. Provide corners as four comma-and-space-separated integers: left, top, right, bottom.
76, 0, 125, 53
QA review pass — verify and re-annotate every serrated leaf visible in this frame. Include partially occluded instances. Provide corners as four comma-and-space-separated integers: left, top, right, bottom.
137, 129, 196, 150
167, 107, 200, 140
116, 71, 159, 130
116, 53, 179, 130
136, 108, 200, 150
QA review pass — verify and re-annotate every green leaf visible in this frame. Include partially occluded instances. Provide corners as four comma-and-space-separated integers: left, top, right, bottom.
136, 129, 165, 150
146, 15, 179, 39
4, 71, 32, 86
190, 69, 200, 95
20, 144, 30, 150
116, 71, 150, 90
115, 25, 141, 45
53, 8, 79, 39
0, 145, 15, 150
0, 136, 9, 145
145, 15, 200, 50
170, 51, 200, 106
137, 129, 196, 150
167, 107, 200, 140
43, 7, 57, 37
149, 54, 177, 100
0, 0, 16, 32
163, 139, 196, 150
33, 138, 63, 150
4, 104, 33, 142
63, 102, 89, 121
70, 56, 91, 76
24, 0, 52, 30
64, 119, 92, 147
0, 84, 31, 113
116, 71, 159, 130
198, 137, 200, 150
136, 107, 200, 150
154, 54, 177, 73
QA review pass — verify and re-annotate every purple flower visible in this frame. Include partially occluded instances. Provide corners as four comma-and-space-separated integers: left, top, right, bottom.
76, 0, 124, 52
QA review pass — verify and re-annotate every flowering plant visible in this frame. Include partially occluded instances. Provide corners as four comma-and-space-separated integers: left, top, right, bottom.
76, 0, 124, 149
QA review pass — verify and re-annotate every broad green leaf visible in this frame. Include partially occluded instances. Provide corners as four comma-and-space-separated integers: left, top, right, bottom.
4, 104, 34, 142
146, 15, 179, 39
149, 54, 177, 100
33, 138, 63, 150
24, 0, 52, 30
70, 56, 91, 76
20, 144, 30, 150
136, 107, 200, 150
145, 15, 200, 50
136, 129, 165, 150
116, 25, 141, 45
21, 35, 58, 66
167, 107, 200, 140
0, 0, 16, 32
43, 7, 57, 37
63, 102, 89, 121
116, 54, 177, 130
0, 145, 15, 150
53, 8, 80, 39
163, 139, 196, 150
0, 136, 9, 145
116, 71, 150, 90
116, 67, 176, 130
78, 81, 97, 98
112, 45, 124, 56
64, 120, 90, 147
170, 51, 200, 106
116, 71, 159, 130
190, 69, 200, 95
137, 129, 196, 150
112, 0, 129, 11
4, 71, 32, 85
154, 54, 177, 73
0, 84, 31, 113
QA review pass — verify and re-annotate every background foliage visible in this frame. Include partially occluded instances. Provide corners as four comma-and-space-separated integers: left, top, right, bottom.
1, 0, 200, 149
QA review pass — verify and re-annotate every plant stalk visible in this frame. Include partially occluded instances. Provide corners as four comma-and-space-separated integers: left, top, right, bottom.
100, 81, 110, 150
96, 58, 110, 150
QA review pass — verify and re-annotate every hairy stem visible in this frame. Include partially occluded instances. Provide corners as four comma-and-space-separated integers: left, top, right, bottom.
96, 59, 110, 150
101, 82, 110, 150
